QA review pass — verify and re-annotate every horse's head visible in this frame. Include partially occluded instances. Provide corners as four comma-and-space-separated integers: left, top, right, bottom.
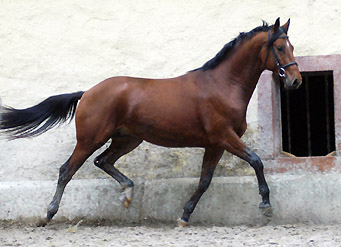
260, 18, 302, 90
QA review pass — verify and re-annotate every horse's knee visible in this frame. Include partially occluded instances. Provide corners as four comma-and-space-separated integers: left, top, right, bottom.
248, 153, 263, 171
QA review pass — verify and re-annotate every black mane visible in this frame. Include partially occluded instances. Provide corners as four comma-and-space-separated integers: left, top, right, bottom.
192, 21, 271, 72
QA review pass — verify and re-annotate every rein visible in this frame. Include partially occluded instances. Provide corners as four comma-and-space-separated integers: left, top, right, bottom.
263, 29, 298, 78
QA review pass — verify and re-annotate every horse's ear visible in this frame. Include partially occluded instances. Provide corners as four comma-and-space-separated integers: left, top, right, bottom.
282, 18, 290, 34
272, 17, 280, 33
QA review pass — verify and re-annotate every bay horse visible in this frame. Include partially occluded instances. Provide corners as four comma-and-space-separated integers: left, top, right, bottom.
0, 18, 301, 227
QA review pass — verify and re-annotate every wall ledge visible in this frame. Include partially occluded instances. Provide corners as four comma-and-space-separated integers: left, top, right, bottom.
2, 175, 341, 226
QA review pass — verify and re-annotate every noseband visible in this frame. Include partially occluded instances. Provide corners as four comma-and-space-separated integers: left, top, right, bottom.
264, 29, 298, 78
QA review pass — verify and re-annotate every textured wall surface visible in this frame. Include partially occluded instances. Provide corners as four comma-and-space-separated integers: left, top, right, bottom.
0, 0, 341, 223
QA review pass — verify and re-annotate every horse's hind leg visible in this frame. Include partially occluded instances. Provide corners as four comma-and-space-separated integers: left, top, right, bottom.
94, 134, 142, 208
178, 147, 224, 227
36, 143, 96, 227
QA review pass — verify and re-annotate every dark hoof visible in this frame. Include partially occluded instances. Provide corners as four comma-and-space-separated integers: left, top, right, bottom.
259, 201, 271, 208
36, 217, 48, 227
177, 218, 189, 227
259, 202, 273, 217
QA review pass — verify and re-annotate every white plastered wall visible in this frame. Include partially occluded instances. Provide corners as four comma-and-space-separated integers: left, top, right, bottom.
0, 0, 340, 222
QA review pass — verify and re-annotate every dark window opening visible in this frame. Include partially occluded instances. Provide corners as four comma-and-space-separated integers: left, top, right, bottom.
280, 71, 335, 157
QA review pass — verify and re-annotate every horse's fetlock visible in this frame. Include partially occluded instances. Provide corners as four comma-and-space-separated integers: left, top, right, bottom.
259, 185, 270, 199
183, 201, 195, 214
47, 203, 59, 220
123, 179, 134, 188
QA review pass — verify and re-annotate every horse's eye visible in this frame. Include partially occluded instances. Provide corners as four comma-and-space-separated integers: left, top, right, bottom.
277, 46, 284, 52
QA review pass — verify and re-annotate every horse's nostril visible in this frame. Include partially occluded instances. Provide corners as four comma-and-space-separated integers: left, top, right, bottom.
292, 79, 299, 87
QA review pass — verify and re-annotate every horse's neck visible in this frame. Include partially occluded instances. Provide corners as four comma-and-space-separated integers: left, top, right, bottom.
212, 36, 265, 104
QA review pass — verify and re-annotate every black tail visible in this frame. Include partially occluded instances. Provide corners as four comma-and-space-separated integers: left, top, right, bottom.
0, 91, 84, 139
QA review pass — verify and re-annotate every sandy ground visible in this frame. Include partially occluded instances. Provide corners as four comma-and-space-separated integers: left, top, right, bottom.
1, 222, 341, 247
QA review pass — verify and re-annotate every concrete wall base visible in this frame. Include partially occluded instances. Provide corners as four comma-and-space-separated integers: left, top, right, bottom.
1, 175, 341, 226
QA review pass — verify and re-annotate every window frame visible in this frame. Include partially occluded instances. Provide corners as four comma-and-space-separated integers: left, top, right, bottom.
280, 70, 335, 157
257, 55, 341, 173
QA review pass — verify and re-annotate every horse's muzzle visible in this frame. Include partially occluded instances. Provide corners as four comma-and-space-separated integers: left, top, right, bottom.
284, 77, 302, 90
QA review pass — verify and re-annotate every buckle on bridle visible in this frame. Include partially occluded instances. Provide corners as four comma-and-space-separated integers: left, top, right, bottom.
278, 67, 286, 78
278, 62, 298, 78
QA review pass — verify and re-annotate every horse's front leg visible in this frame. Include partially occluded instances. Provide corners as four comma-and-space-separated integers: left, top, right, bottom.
221, 130, 272, 215
178, 147, 224, 227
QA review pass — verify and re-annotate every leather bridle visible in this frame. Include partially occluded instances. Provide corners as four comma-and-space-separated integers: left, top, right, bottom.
264, 29, 298, 78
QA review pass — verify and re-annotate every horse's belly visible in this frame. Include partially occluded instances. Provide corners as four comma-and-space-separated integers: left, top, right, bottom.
123, 122, 208, 148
